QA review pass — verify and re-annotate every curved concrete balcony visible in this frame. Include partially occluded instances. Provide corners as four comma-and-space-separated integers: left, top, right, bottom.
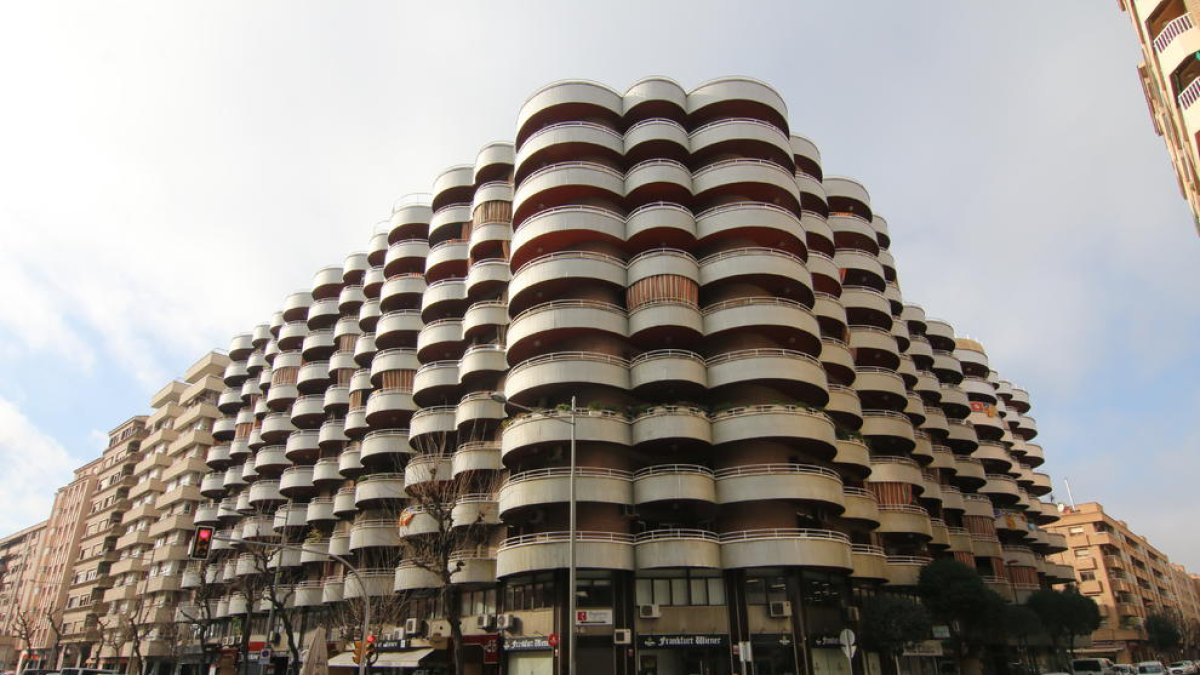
318, 418, 348, 450
819, 339, 856, 389
1014, 414, 1038, 441
630, 349, 706, 398
693, 201, 802, 250
943, 418, 979, 453
451, 494, 501, 528
883, 556, 932, 587
318, 577, 344, 604
252, 445, 289, 475
361, 429, 412, 466
455, 393, 505, 432
195, 501, 220, 525
398, 506, 444, 537
338, 284, 366, 316
358, 299, 382, 333
462, 301, 509, 341
228, 333, 254, 361
409, 406, 456, 446
973, 441, 1013, 472
504, 352, 630, 406
412, 362, 461, 407
920, 406, 949, 437
941, 485, 966, 514
421, 279, 468, 322
631, 406, 711, 450
850, 544, 888, 581
690, 117, 792, 167
240, 515, 275, 541
248, 479, 283, 505
374, 310, 422, 351
633, 464, 716, 506
343, 568, 396, 598
923, 319, 955, 351
282, 290, 314, 323
852, 367, 906, 410
217, 388, 242, 414
273, 503, 308, 532
365, 390, 416, 428
349, 519, 401, 550
1021, 442, 1045, 467
432, 165, 473, 210
702, 298, 820, 356
834, 249, 886, 290
289, 395, 325, 429
834, 438, 870, 475
370, 347, 419, 383
298, 538, 330, 564
499, 467, 633, 515
293, 581, 324, 608
355, 473, 407, 507
876, 504, 933, 538
812, 291, 847, 331
625, 202, 696, 249
511, 204, 624, 265
721, 528, 852, 570
502, 409, 630, 461
394, 562, 444, 591
688, 76, 788, 127
633, 529, 722, 569
383, 239, 429, 278
913, 372, 941, 403
512, 162, 625, 225
710, 405, 836, 457
961, 376, 997, 402
848, 325, 900, 369
517, 79, 620, 141
449, 551, 499, 586
223, 360, 250, 389
981, 474, 1021, 505
425, 240, 468, 282
951, 456, 987, 489
467, 221, 512, 262
825, 385, 863, 432
508, 251, 626, 313
842, 487, 881, 524
338, 445, 364, 477
920, 474, 943, 505
1028, 471, 1053, 497
279, 466, 316, 497
709, 140, 815, 196
497, 531, 634, 577
868, 455, 924, 487
1043, 531, 1067, 553
860, 411, 915, 451
323, 382, 350, 413
379, 274, 426, 313
284, 429, 320, 463
450, 442, 501, 478
465, 259, 510, 300
508, 300, 628, 361
306, 497, 335, 524
307, 296, 340, 329
931, 350, 964, 384
277, 321, 309, 352
625, 159, 693, 206
266, 383, 299, 412
707, 349, 829, 407
333, 487, 357, 517
200, 473, 226, 498
206, 444, 232, 470
405, 453, 454, 490
628, 300, 702, 347
363, 263, 385, 294
969, 409, 1006, 441
429, 203, 473, 246
804, 251, 841, 295
459, 346, 507, 386
213, 416, 237, 440
623, 118, 689, 164
844, 283, 892, 329
715, 463, 843, 508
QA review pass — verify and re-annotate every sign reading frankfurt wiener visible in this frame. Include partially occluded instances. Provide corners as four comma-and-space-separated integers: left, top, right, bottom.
638, 634, 727, 649
505, 636, 552, 651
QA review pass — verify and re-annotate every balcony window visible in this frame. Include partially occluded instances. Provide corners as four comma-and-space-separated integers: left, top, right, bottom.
635, 570, 726, 607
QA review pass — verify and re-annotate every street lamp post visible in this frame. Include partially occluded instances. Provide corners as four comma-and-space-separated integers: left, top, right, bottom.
210, 535, 371, 675
492, 393, 577, 675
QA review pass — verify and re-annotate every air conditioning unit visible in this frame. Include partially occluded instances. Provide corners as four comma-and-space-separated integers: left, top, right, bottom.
475, 614, 497, 630
497, 614, 519, 632
638, 604, 661, 619
404, 618, 426, 636
768, 601, 792, 618
613, 629, 632, 645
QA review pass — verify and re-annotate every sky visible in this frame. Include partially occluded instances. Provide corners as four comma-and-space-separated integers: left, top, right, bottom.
0, 2, 1197, 566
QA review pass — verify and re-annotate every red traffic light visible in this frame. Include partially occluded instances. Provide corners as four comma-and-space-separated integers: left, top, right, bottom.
197, 528, 213, 541
366, 635, 376, 644
189, 526, 216, 560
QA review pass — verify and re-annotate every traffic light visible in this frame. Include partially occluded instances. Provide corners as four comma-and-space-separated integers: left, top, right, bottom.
365, 634, 377, 664
189, 526, 215, 560
351, 641, 363, 665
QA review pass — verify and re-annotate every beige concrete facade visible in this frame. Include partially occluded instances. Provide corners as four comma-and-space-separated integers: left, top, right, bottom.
1119, 0, 1200, 234
0, 521, 47, 670
1047, 502, 1200, 662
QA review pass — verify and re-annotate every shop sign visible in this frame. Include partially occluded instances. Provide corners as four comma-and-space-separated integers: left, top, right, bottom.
902, 641, 944, 657
463, 634, 501, 664
505, 636, 552, 651
638, 634, 727, 649
932, 625, 951, 639
576, 609, 613, 625
376, 639, 411, 652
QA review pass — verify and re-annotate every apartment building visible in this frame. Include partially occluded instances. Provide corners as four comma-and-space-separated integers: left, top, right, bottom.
1047, 502, 1200, 662
0, 522, 47, 670
1118, 0, 1200, 233
164, 78, 1076, 675
59, 417, 147, 667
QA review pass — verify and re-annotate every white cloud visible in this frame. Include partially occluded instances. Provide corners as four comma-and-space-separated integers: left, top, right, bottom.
0, 397, 77, 535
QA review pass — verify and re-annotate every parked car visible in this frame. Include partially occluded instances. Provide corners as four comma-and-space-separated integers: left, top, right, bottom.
1168, 664, 1196, 675
1137, 662, 1167, 675
58, 669, 119, 675
1074, 659, 1117, 675
1115, 666, 1137, 675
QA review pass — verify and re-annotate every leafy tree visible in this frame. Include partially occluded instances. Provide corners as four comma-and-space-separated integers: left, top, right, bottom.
1003, 605, 1045, 674
918, 560, 1008, 669
1146, 613, 1182, 653
1027, 588, 1102, 661
860, 594, 932, 675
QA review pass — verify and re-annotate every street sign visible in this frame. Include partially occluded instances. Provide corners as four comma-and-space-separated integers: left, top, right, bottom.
547, 633, 559, 648
575, 609, 613, 625
839, 628, 856, 660
259, 648, 272, 664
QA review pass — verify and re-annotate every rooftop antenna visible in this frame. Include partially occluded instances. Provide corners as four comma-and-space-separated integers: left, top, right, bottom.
1063, 477, 1077, 510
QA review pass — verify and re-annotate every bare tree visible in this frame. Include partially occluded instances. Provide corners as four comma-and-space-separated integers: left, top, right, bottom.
12, 609, 37, 673
42, 609, 65, 670
96, 612, 130, 672
175, 561, 222, 675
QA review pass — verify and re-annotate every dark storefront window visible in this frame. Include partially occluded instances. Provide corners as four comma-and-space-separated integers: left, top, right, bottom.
504, 573, 557, 611
635, 570, 726, 606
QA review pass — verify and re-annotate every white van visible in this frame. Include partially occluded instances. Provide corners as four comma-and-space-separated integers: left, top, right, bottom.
1074, 659, 1117, 675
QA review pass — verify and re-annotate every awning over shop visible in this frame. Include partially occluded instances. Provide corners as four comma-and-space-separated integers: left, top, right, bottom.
329, 648, 435, 669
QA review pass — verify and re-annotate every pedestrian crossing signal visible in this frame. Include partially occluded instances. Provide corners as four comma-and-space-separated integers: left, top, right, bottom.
189, 526, 215, 560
